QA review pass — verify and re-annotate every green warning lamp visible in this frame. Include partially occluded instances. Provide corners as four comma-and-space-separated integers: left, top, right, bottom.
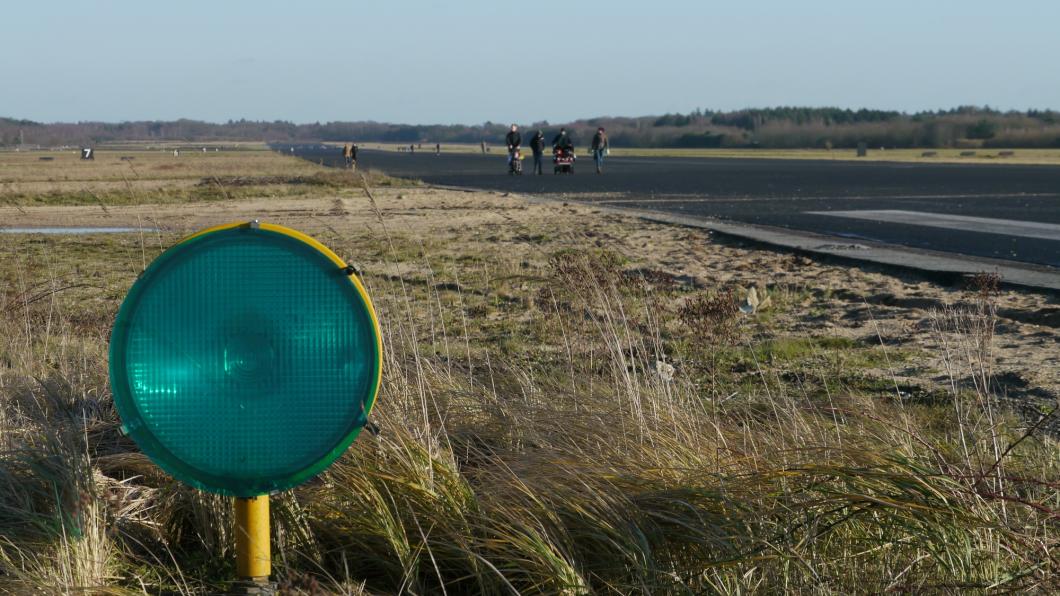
109, 221, 382, 498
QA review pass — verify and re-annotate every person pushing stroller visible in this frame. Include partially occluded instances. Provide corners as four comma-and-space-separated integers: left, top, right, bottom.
551, 128, 575, 174
551, 128, 573, 153
505, 124, 523, 175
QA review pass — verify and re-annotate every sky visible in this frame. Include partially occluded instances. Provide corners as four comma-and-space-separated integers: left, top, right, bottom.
3, 0, 1058, 124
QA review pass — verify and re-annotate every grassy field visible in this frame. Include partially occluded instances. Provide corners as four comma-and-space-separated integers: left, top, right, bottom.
0, 148, 408, 208
1, 149, 1059, 593
68, 139, 1060, 166
320, 142, 492, 155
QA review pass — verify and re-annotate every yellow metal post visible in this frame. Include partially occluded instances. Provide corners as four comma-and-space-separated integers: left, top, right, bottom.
235, 496, 271, 582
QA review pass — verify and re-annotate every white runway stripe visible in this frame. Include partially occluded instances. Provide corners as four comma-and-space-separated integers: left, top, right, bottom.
808, 210, 1060, 241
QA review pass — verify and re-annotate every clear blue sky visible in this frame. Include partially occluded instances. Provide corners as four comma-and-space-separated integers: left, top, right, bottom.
4, 0, 1057, 124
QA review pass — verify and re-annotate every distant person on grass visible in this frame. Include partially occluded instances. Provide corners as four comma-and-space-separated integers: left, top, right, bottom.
505, 124, 522, 166
529, 130, 546, 175
591, 127, 609, 173
342, 143, 354, 168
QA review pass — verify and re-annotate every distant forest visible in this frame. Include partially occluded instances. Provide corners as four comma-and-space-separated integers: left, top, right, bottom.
3, 106, 1060, 149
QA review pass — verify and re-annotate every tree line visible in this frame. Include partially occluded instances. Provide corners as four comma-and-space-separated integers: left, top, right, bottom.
3, 106, 1059, 149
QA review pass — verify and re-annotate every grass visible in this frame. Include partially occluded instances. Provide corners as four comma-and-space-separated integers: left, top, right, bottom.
0, 149, 411, 208
329, 142, 502, 155
1, 153, 1059, 593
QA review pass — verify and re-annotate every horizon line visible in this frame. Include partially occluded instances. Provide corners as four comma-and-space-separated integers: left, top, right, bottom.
4, 104, 1059, 128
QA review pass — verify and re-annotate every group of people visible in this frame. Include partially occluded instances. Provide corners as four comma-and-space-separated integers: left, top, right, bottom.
342, 126, 611, 175
505, 124, 610, 174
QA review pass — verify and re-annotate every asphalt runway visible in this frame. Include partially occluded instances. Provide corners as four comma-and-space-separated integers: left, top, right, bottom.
283, 144, 1060, 270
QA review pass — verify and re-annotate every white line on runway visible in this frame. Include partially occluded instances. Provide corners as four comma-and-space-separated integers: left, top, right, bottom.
592, 192, 1060, 205
808, 210, 1060, 241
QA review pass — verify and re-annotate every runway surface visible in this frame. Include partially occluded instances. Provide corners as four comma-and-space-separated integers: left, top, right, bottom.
283, 144, 1060, 271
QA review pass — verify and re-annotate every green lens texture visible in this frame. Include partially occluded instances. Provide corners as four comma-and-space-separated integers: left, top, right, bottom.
109, 224, 381, 496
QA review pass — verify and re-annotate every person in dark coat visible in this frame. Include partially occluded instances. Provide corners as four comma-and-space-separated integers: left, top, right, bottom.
505, 124, 522, 165
529, 130, 546, 175
551, 128, 573, 151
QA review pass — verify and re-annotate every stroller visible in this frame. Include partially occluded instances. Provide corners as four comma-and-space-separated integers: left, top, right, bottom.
508, 149, 523, 175
553, 146, 575, 174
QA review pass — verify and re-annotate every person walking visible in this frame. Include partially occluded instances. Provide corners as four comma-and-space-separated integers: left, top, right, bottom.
529, 130, 546, 175
590, 127, 609, 173
342, 143, 353, 168
505, 124, 522, 167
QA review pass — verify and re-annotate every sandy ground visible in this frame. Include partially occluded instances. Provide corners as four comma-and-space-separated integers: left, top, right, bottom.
2, 186, 1057, 403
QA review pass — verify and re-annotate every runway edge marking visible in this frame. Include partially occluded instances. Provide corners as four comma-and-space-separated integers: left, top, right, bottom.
810, 209, 1060, 242
487, 188, 1060, 294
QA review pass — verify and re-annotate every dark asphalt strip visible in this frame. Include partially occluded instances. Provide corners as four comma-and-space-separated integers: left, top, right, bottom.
280, 145, 1060, 290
